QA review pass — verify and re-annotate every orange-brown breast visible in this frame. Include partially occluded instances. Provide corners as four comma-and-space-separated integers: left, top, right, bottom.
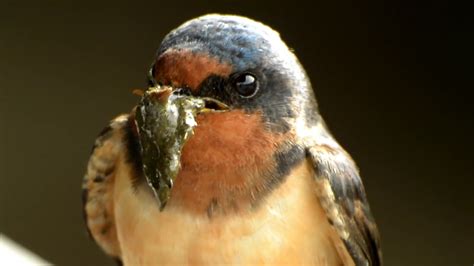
167, 110, 287, 216
154, 49, 232, 91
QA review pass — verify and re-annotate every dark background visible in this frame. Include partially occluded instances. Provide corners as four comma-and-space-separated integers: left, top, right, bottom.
1, 1, 472, 265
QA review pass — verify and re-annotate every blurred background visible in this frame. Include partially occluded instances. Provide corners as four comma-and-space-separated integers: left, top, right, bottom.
1, 1, 472, 265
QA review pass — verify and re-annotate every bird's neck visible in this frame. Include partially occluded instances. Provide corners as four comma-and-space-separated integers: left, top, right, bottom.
166, 110, 305, 217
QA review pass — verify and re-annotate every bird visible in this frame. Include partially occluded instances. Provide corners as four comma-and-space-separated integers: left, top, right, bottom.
82, 14, 382, 266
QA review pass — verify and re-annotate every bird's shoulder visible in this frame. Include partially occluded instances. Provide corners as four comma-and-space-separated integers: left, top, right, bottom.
82, 115, 130, 260
304, 123, 382, 265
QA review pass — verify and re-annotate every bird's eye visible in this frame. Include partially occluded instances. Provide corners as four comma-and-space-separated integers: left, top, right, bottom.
233, 73, 258, 98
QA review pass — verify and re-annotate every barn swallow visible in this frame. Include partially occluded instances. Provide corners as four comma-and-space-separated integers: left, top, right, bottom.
82, 14, 382, 265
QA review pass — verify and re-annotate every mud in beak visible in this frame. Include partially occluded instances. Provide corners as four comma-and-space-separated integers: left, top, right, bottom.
135, 85, 229, 210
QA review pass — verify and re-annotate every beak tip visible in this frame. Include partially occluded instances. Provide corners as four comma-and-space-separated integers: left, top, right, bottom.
146, 86, 173, 103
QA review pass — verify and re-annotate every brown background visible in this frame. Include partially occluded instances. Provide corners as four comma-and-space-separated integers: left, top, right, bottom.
1, 1, 472, 265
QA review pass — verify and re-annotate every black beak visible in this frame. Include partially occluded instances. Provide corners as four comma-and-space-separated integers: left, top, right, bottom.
171, 88, 229, 112
200, 97, 229, 112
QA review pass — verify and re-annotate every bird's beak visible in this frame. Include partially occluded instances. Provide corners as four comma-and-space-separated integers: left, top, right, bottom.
135, 85, 228, 209
200, 97, 230, 113
142, 86, 229, 112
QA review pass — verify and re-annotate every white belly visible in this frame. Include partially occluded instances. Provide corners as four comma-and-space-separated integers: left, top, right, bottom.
114, 159, 343, 265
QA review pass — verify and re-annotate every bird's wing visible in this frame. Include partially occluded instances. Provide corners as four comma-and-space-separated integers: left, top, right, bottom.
306, 133, 382, 265
82, 115, 130, 262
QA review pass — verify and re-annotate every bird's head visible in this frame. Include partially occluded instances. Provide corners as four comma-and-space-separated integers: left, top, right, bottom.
135, 14, 321, 213
150, 14, 319, 130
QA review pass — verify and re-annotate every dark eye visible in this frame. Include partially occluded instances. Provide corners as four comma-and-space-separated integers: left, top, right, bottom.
233, 73, 258, 98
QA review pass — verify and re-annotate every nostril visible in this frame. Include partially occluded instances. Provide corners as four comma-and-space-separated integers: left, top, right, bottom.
147, 66, 157, 87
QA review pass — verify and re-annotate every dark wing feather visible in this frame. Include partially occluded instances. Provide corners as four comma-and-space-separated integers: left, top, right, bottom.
82, 115, 129, 261
307, 141, 382, 266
